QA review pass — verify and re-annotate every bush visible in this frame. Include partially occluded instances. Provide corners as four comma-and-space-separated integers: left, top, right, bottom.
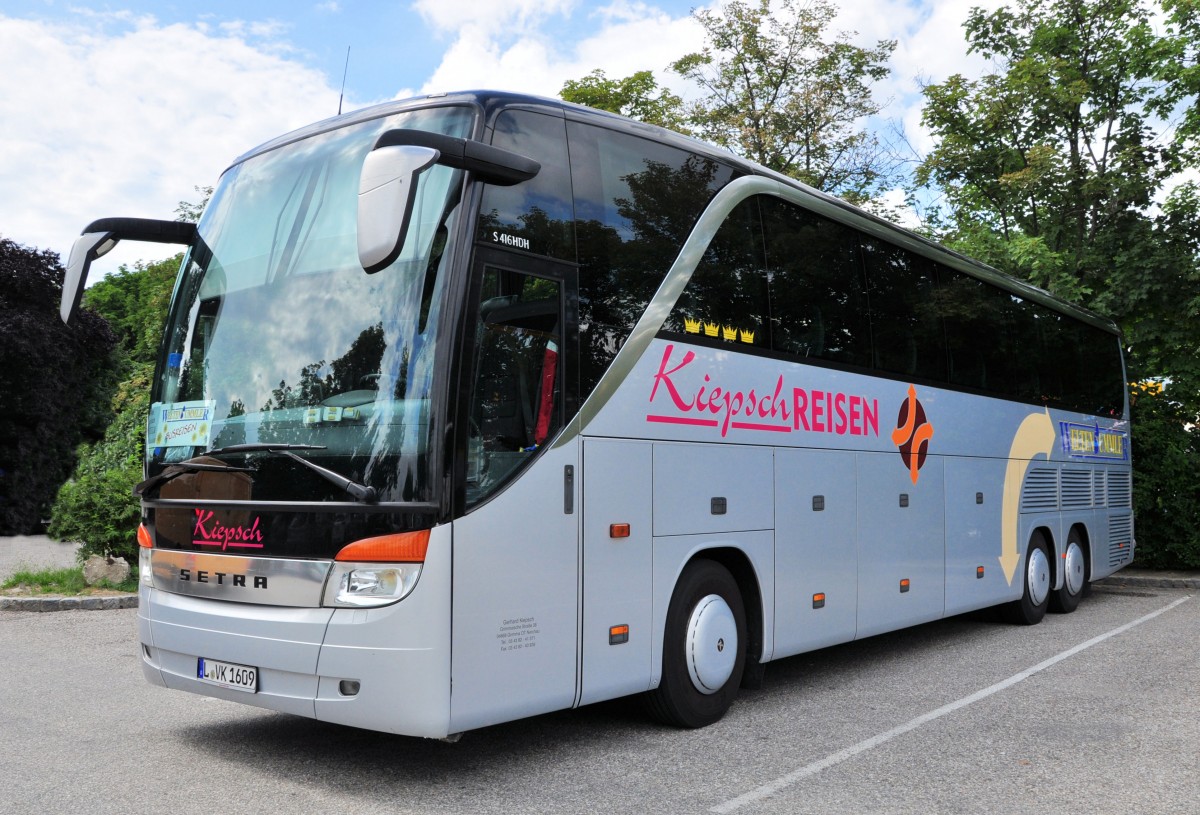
48, 365, 152, 565
0, 239, 119, 533
1130, 385, 1200, 569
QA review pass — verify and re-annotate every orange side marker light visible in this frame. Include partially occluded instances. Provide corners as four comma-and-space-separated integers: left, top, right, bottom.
335, 530, 430, 562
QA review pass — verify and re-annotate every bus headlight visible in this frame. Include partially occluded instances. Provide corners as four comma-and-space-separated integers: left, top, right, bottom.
323, 562, 422, 607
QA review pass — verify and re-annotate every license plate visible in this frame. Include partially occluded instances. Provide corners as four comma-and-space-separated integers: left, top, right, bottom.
197, 657, 258, 693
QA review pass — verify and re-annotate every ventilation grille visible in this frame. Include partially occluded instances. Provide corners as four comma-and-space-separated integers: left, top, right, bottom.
1061, 470, 1093, 510
1093, 470, 1107, 507
1021, 468, 1060, 512
1107, 471, 1132, 508
1108, 514, 1134, 568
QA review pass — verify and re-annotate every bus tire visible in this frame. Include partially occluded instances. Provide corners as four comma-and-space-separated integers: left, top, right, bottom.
1007, 531, 1051, 625
646, 559, 746, 728
1050, 528, 1087, 614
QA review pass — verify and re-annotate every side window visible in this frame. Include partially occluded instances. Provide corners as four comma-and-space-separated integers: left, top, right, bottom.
568, 121, 736, 396
1063, 322, 1124, 416
478, 110, 575, 260
939, 269, 1016, 393
466, 268, 562, 506
760, 197, 871, 366
861, 238, 947, 382
665, 198, 768, 348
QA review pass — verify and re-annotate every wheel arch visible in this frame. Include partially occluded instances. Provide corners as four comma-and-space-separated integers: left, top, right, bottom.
681, 546, 765, 679
1030, 524, 1058, 590
1068, 521, 1093, 581
650, 534, 773, 693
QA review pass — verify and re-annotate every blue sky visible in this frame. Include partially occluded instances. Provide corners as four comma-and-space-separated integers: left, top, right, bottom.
0, 0, 998, 279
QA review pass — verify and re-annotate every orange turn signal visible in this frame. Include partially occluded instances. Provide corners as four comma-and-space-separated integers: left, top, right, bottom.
335, 530, 430, 563
137, 524, 153, 549
610, 523, 631, 538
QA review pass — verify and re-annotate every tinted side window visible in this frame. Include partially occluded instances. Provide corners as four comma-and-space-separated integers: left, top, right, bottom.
761, 198, 871, 367
1069, 325, 1124, 416
568, 121, 736, 396
861, 238, 947, 382
939, 269, 1023, 394
478, 110, 575, 260
665, 198, 769, 349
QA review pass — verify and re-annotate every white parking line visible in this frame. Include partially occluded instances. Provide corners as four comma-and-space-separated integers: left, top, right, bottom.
711, 596, 1192, 814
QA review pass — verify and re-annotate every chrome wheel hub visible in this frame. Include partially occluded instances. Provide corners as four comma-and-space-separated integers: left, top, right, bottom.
686, 594, 737, 694
1064, 541, 1085, 595
1027, 546, 1051, 606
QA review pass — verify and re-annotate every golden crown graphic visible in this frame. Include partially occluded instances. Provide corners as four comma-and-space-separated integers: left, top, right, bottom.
739, 329, 755, 344
722, 325, 737, 341
684, 317, 702, 334
703, 322, 720, 337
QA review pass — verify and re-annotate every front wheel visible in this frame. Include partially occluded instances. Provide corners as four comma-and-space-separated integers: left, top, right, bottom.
646, 559, 747, 728
1007, 531, 1051, 625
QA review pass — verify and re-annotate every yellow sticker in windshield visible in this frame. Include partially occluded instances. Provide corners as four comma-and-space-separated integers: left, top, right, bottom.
150, 400, 216, 448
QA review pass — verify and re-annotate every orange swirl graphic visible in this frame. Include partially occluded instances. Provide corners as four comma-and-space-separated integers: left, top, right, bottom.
891, 384, 934, 484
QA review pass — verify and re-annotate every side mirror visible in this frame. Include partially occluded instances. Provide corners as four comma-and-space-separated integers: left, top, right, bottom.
357, 129, 540, 274
60, 218, 196, 324
357, 145, 440, 274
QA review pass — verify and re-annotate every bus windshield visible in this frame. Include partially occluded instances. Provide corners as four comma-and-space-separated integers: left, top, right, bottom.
147, 105, 475, 504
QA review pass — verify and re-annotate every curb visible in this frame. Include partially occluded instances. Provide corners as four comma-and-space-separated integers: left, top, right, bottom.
0, 595, 138, 612
1096, 575, 1200, 590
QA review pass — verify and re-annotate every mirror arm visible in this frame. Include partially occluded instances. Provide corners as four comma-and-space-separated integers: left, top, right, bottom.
373, 129, 540, 186
60, 219, 196, 324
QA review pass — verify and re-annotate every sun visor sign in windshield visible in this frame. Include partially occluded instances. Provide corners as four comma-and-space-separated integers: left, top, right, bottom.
149, 400, 217, 451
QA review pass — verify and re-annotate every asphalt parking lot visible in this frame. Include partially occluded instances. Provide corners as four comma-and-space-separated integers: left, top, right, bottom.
1, 578, 1196, 814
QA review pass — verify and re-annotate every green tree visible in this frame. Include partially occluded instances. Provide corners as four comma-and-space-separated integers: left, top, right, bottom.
561, 69, 690, 132
671, 0, 898, 201
916, 0, 1200, 566
1128, 383, 1200, 568
559, 0, 898, 203
174, 185, 213, 223
48, 366, 153, 562
48, 180, 212, 560
48, 254, 182, 562
917, 0, 1173, 308
0, 239, 119, 534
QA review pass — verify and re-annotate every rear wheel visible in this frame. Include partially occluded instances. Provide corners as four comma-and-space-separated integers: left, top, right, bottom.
1007, 531, 1051, 625
1050, 528, 1088, 614
646, 559, 746, 728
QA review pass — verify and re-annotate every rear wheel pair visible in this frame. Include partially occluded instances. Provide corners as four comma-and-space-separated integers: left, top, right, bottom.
1008, 529, 1088, 625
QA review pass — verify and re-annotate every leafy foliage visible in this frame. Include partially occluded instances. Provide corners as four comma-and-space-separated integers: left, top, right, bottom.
916, 0, 1200, 565
48, 366, 152, 563
671, 0, 898, 202
0, 238, 119, 534
561, 70, 690, 132
1129, 384, 1200, 568
48, 254, 181, 562
559, 0, 898, 203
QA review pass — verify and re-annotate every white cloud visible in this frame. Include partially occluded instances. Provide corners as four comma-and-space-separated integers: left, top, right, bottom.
0, 13, 339, 280
411, 0, 576, 34
417, 0, 704, 99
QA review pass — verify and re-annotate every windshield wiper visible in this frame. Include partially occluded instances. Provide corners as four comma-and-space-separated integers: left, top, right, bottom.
133, 460, 252, 497
275, 450, 377, 504
207, 444, 378, 504
207, 443, 326, 455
